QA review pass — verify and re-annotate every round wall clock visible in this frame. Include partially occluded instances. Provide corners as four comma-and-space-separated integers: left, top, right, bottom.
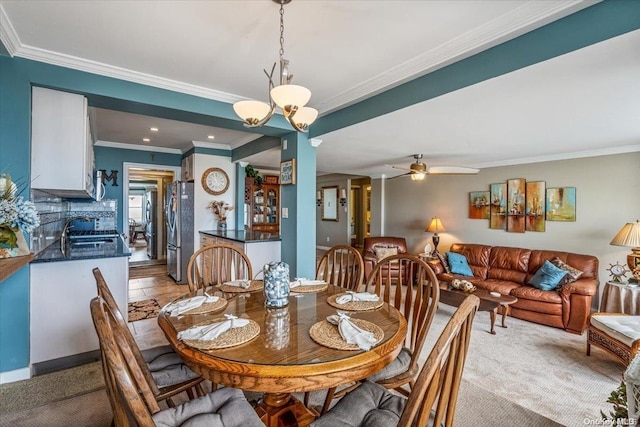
607, 261, 629, 283
201, 167, 229, 195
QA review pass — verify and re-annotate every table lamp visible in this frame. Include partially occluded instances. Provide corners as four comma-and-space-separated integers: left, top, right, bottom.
426, 217, 446, 255
610, 219, 640, 273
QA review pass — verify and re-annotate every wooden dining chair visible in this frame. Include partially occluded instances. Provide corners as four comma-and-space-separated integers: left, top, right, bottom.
90, 296, 264, 427
316, 253, 440, 414
186, 244, 253, 293
93, 268, 205, 408
310, 294, 479, 427
316, 244, 364, 291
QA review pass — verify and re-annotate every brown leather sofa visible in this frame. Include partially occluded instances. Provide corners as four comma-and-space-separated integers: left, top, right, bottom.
427, 243, 599, 334
362, 237, 408, 280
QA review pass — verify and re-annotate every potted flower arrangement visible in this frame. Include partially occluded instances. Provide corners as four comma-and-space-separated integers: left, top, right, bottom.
207, 200, 234, 230
0, 173, 40, 258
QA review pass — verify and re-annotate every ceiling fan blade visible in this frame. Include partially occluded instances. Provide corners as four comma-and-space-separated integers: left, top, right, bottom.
427, 166, 479, 175
388, 172, 411, 179
387, 164, 413, 172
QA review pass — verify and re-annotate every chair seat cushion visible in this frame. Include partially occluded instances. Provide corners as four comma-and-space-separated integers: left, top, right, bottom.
591, 315, 640, 347
142, 345, 184, 370
310, 381, 404, 427
366, 347, 411, 383
150, 358, 201, 388
152, 387, 263, 427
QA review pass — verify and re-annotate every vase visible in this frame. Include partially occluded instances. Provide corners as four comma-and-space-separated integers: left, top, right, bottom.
263, 261, 290, 308
217, 220, 227, 231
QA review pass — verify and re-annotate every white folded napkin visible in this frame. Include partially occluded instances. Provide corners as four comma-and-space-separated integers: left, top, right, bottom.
326, 313, 377, 351
335, 291, 380, 305
290, 278, 327, 288
222, 279, 251, 289
165, 295, 219, 317
177, 314, 250, 341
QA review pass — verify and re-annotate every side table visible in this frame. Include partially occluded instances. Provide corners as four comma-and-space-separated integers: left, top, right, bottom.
600, 281, 640, 315
418, 253, 438, 262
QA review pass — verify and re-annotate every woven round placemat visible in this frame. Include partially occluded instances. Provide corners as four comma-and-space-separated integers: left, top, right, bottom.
182, 319, 260, 350
327, 294, 384, 311
290, 283, 328, 294
182, 297, 228, 315
218, 280, 263, 293
309, 319, 384, 351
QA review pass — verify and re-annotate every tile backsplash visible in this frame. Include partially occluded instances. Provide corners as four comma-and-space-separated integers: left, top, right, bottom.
30, 189, 118, 254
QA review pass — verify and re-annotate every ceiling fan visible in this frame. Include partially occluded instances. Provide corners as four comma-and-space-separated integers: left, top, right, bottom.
388, 154, 479, 180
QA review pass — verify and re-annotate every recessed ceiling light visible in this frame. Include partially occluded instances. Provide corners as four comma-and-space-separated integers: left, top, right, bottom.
207, 135, 215, 140
142, 138, 150, 142
149, 127, 159, 132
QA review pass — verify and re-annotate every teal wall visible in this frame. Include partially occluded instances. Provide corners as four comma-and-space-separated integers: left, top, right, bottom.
0, 56, 311, 374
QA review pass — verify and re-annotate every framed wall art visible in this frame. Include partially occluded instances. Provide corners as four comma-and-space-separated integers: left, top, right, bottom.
525, 181, 545, 232
490, 183, 507, 230
546, 187, 576, 221
469, 191, 490, 219
280, 159, 296, 185
507, 178, 525, 233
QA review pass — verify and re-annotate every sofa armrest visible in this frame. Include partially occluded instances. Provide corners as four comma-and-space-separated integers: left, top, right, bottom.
426, 259, 444, 276
363, 253, 377, 279
560, 278, 598, 297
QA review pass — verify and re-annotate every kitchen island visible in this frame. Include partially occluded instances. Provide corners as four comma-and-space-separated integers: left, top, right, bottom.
30, 236, 130, 375
199, 230, 281, 278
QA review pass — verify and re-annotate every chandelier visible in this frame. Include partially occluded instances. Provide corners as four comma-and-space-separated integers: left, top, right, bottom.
233, 0, 318, 132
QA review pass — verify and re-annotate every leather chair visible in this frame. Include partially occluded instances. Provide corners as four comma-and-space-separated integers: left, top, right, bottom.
362, 237, 408, 281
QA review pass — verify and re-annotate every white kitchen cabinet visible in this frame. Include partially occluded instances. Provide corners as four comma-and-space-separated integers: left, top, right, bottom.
31, 87, 95, 198
30, 256, 128, 373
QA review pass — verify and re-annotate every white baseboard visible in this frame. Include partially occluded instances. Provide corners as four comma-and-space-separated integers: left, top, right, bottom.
0, 367, 31, 384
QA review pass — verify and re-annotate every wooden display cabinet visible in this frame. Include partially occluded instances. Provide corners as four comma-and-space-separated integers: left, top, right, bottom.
249, 183, 280, 233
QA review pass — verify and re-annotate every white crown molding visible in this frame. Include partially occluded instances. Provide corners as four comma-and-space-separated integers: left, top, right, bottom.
470, 144, 640, 169
12, 44, 245, 105
95, 140, 182, 154
0, 4, 20, 56
191, 141, 232, 150
309, 138, 323, 148
316, 0, 598, 114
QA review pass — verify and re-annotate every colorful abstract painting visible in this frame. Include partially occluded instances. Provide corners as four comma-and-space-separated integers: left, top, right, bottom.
525, 181, 546, 232
469, 191, 490, 219
546, 187, 576, 221
490, 183, 507, 230
507, 178, 525, 233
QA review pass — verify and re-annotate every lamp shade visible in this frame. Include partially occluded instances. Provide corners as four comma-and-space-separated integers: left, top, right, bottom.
411, 172, 426, 181
426, 217, 446, 233
610, 220, 640, 248
233, 100, 271, 123
291, 106, 318, 127
270, 85, 311, 110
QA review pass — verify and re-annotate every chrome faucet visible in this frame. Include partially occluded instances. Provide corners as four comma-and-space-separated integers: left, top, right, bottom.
60, 216, 92, 252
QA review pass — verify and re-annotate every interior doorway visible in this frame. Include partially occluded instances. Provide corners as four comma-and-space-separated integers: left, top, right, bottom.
123, 163, 180, 268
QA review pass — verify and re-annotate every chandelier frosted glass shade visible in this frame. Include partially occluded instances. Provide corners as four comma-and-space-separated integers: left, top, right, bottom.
233, 100, 272, 125
291, 106, 318, 128
270, 85, 311, 112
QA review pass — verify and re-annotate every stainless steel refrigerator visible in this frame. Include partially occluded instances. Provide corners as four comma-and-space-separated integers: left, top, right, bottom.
145, 189, 158, 259
165, 181, 194, 284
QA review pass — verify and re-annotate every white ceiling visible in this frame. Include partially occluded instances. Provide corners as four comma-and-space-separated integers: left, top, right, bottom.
1, 0, 638, 177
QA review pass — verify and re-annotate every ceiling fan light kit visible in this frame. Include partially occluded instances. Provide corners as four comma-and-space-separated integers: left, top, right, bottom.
233, 0, 318, 132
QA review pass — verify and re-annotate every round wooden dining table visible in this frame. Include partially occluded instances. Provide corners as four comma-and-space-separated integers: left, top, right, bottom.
157, 284, 407, 427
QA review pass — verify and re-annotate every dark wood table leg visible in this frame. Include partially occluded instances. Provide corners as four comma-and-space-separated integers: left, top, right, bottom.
501, 304, 510, 328
255, 392, 319, 427
489, 309, 497, 335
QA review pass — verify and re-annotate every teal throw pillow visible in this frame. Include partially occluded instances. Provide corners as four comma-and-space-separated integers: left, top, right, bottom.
528, 260, 568, 291
446, 252, 474, 277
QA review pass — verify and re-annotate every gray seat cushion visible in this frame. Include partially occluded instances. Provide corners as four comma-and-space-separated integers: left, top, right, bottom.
142, 345, 184, 370
366, 347, 411, 383
310, 381, 404, 427
152, 387, 263, 427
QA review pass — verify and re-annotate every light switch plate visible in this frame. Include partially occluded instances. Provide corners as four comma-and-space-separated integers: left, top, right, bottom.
282, 207, 288, 218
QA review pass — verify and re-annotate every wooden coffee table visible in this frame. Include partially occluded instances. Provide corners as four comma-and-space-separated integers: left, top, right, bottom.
438, 283, 517, 334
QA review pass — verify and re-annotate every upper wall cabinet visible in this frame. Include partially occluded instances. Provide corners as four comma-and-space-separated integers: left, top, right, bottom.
31, 87, 95, 198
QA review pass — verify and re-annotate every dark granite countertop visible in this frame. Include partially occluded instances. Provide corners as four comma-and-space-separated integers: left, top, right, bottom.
199, 229, 281, 243
31, 235, 131, 263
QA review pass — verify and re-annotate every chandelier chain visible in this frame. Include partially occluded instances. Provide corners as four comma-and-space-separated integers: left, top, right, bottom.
279, 2, 285, 60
